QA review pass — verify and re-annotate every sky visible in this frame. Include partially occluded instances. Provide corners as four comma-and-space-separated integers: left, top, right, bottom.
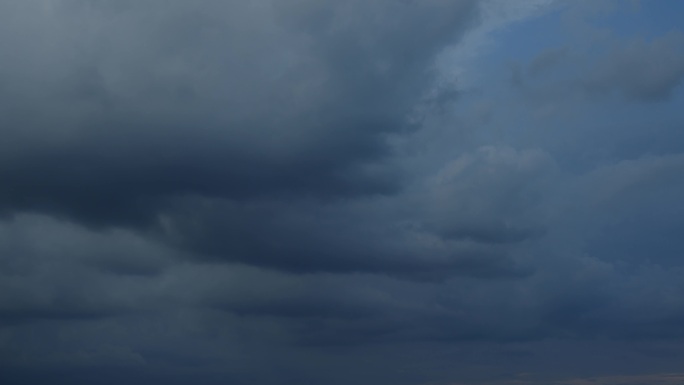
1, 0, 684, 384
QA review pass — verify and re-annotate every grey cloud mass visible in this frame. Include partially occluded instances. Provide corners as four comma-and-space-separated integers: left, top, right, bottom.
584, 31, 684, 101
0, 0, 477, 226
2, 1, 684, 384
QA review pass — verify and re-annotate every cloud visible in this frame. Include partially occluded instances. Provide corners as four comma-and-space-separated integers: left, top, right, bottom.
511, 30, 684, 103
425, 146, 554, 244
527, 47, 567, 77
2, 1, 684, 384
153, 194, 531, 279
0, 214, 176, 325
0, 0, 479, 228
435, 0, 561, 89
584, 31, 684, 101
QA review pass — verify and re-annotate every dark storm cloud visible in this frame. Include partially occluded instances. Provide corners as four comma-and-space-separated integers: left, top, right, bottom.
0, 0, 541, 333
0, 214, 174, 325
3, 1, 684, 384
536, 263, 684, 341
176, 266, 544, 346
0, 0, 479, 228
557, 153, 684, 268
136, 144, 551, 278
0, 0, 544, 366
0, 0, 539, 282
157, 195, 531, 278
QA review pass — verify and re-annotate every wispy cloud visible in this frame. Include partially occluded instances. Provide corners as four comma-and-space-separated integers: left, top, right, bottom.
436, 0, 560, 88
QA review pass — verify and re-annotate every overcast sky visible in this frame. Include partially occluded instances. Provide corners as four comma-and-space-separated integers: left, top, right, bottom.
1, 1, 684, 384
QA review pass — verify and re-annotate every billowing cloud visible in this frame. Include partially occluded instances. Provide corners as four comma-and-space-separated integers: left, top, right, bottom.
2, 1, 684, 384
0, 0, 478, 227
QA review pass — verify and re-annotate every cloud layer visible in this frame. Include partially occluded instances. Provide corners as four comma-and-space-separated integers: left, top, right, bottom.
2, 1, 684, 384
